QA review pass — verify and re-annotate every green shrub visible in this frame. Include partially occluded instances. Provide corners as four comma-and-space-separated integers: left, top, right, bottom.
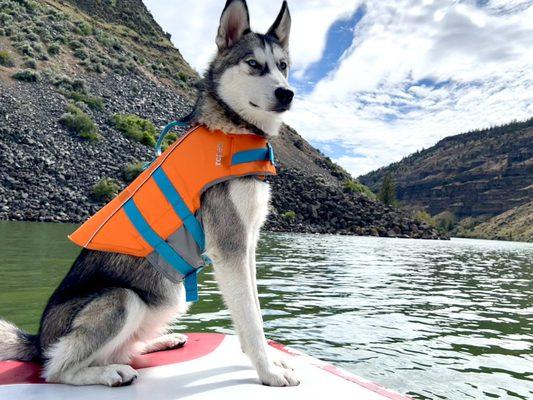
73, 48, 88, 60
91, 178, 120, 202
282, 210, 296, 220
33, 43, 47, 60
59, 104, 99, 141
74, 21, 92, 36
26, 32, 39, 42
49, 73, 73, 89
22, 0, 39, 13
0, 50, 15, 67
16, 42, 35, 57
93, 63, 103, 73
12, 69, 40, 82
161, 133, 177, 151
413, 210, 435, 226
95, 31, 113, 48
68, 40, 83, 50
71, 78, 87, 92
65, 91, 104, 111
434, 211, 456, 233
177, 71, 188, 82
48, 43, 60, 55
122, 162, 145, 182
343, 179, 377, 200
49, 74, 87, 92
112, 114, 157, 146
24, 58, 37, 69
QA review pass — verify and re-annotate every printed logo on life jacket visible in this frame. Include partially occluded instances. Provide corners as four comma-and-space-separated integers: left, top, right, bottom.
215, 143, 223, 166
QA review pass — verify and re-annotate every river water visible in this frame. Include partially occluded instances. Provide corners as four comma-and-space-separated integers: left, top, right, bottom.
0, 221, 531, 399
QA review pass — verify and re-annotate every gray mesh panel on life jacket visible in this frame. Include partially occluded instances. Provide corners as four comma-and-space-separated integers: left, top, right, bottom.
146, 223, 204, 284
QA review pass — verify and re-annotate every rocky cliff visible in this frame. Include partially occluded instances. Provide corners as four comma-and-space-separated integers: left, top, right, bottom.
457, 201, 533, 243
359, 120, 532, 217
0, 0, 444, 239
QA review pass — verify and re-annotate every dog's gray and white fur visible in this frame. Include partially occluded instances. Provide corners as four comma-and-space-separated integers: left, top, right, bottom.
0, 0, 298, 388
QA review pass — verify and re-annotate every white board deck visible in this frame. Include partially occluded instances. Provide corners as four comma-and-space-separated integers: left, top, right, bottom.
0, 333, 411, 400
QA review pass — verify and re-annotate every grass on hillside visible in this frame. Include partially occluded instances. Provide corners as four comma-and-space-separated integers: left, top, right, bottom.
60, 104, 100, 141
343, 179, 377, 200
282, 210, 296, 220
91, 178, 120, 202
63, 90, 104, 111
0, 49, 15, 67
12, 69, 40, 82
122, 161, 145, 182
112, 114, 157, 147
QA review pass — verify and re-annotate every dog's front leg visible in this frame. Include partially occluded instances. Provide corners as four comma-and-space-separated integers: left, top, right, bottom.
211, 250, 299, 386
202, 183, 299, 387
247, 235, 295, 372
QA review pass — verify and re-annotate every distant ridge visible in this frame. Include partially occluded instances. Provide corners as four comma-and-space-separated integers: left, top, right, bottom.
359, 119, 533, 241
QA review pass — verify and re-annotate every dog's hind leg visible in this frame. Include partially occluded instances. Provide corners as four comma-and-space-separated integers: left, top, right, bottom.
42, 288, 145, 387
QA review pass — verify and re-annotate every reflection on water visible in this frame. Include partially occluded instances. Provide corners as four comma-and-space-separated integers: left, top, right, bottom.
0, 221, 532, 399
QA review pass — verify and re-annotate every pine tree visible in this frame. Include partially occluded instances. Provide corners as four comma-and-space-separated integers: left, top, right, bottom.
379, 173, 396, 206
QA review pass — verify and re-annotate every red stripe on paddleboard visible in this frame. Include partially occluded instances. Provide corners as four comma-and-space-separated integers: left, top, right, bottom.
0, 333, 224, 386
268, 340, 413, 400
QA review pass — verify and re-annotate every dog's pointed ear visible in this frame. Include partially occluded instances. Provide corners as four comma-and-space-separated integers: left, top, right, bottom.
216, 0, 250, 52
267, 1, 291, 50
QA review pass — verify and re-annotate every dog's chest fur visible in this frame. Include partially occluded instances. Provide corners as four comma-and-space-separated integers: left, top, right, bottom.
229, 178, 270, 228
200, 175, 270, 263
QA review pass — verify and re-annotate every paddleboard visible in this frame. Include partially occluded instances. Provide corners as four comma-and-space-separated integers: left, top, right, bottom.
0, 333, 412, 400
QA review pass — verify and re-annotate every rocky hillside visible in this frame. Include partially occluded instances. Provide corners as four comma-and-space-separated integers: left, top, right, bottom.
0, 0, 443, 240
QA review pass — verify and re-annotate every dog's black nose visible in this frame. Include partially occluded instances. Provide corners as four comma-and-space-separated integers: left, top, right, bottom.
275, 87, 294, 106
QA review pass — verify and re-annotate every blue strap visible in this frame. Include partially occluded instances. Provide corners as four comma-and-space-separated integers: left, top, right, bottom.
123, 199, 199, 302
231, 147, 272, 165
152, 168, 205, 251
184, 267, 203, 303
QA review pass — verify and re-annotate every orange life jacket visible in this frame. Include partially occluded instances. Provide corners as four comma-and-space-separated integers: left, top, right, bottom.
69, 124, 276, 301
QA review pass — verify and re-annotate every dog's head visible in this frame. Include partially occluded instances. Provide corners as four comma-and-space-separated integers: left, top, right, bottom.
206, 0, 293, 135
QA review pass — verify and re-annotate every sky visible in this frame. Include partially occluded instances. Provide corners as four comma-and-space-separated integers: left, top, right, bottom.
144, 0, 533, 177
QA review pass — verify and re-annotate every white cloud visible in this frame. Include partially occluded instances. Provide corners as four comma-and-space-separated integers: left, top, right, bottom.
145, 0, 361, 73
287, 0, 533, 175
144, 0, 533, 177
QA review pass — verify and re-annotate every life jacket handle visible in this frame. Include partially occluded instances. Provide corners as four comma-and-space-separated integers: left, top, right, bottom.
143, 120, 188, 170
155, 121, 188, 157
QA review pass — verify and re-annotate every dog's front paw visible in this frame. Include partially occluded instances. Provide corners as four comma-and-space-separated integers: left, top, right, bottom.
100, 364, 139, 387
258, 364, 300, 387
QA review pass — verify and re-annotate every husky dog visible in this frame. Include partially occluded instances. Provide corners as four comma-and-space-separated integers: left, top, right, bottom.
0, 0, 297, 388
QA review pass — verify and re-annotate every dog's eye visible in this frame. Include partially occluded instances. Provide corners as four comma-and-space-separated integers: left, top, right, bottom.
246, 59, 259, 68
279, 61, 288, 71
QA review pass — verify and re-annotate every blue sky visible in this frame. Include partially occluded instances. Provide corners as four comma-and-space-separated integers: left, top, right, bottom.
144, 0, 533, 176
